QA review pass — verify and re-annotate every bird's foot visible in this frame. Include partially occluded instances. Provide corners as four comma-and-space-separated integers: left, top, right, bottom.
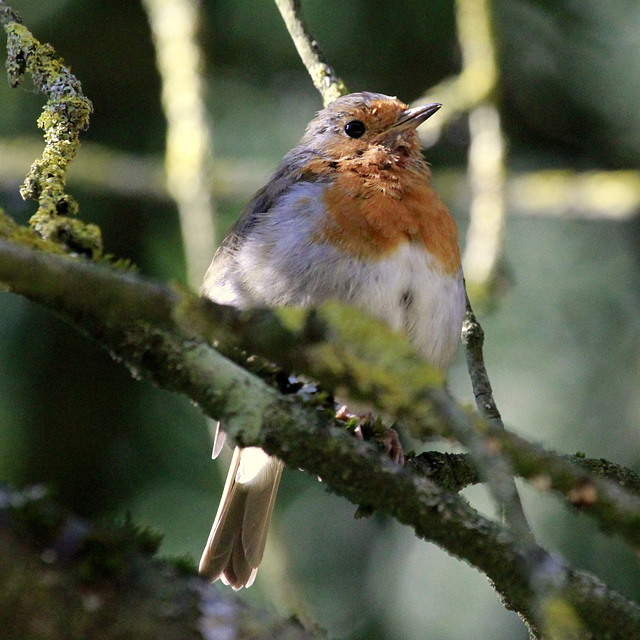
335, 406, 405, 465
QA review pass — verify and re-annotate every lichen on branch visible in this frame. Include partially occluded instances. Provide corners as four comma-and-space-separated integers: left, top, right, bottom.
273, 0, 348, 106
1, 3, 100, 257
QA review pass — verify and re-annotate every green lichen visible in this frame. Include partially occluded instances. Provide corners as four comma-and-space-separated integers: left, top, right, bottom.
0, 210, 135, 273
32, 215, 102, 258
0, 208, 65, 253
3, 18, 99, 257
303, 302, 445, 415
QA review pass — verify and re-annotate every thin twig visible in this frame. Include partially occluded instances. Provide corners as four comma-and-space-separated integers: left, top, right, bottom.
273, 0, 348, 105
462, 293, 535, 546
462, 294, 503, 425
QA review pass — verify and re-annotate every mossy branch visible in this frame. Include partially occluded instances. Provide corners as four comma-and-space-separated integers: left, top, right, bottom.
273, 0, 348, 105
411, 450, 640, 502
2, 220, 640, 636
2, 242, 640, 635
0, 485, 319, 640
2, 236, 640, 555
0, 1, 99, 257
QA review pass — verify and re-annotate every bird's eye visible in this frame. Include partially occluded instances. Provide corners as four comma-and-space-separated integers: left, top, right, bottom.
344, 120, 366, 139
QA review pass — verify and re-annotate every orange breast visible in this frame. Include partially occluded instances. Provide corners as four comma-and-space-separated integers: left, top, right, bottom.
315, 158, 461, 275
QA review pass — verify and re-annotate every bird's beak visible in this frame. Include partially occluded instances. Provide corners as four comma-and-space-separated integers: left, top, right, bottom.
392, 103, 442, 132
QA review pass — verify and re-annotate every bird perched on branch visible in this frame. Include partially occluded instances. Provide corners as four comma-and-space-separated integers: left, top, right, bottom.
199, 92, 465, 589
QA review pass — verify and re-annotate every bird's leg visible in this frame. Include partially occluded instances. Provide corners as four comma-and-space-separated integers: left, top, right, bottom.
336, 405, 405, 465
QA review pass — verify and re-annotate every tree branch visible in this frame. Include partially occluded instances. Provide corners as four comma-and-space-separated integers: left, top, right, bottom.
463, 104, 508, 304
0, 1, 98, 256
273, 0, 348, 105
3, 237, 640, 635
412, 450, 640, 501
0, 485, 320, 640
415, 0, 498, 135
141, 0, 217, 286
2, 237, 640, 553
461, 293, 529, 529
42, 324, 640, 638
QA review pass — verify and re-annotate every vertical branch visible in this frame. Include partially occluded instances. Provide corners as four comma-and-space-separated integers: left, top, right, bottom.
417, 0, 506, 303
0, 1, 100, 257
417, 0, 533, 593
460, 294, 570, 640
415, 0, 526, 542
273, 0, 348, 106
447, 0, 526, 544
462, 293, 533, 541
462, 295, 502, 426
455, 0, 507, 304
454, 0, 498, 103
463, 104, 507, 304
142, 0, 216, 288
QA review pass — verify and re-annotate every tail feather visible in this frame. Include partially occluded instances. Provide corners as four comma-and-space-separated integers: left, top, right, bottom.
211, 421, 226, 459
242, 456, 284, 566
199, 446, 284, 589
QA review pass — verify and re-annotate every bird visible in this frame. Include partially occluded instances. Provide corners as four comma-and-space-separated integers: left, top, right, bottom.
198, 91, 466, 589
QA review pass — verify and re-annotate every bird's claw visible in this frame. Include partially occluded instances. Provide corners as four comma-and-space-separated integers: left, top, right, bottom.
337, 406, 404, 466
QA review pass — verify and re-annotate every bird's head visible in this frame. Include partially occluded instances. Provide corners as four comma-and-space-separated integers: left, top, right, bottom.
300, 92, 440, 163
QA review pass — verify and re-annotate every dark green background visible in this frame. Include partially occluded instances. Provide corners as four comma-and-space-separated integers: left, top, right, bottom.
1, 1, 639, 638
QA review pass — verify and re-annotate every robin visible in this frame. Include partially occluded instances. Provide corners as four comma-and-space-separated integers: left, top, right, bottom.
199, 91, 465, 589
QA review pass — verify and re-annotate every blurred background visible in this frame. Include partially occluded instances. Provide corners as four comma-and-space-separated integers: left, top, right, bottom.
1, 1, 639, 638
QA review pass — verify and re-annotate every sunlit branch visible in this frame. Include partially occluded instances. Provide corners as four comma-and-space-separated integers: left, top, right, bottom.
463, 105, 507, 303
142, 0, 216, 287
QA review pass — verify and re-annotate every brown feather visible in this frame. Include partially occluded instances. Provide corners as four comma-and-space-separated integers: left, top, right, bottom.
199, 447, 284, 589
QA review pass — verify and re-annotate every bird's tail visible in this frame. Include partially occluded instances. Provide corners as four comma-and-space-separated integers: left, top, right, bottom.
199, 445, 284, 589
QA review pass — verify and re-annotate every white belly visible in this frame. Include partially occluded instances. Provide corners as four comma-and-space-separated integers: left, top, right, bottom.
204, 182, 465, 371
350, 243, 465, 370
